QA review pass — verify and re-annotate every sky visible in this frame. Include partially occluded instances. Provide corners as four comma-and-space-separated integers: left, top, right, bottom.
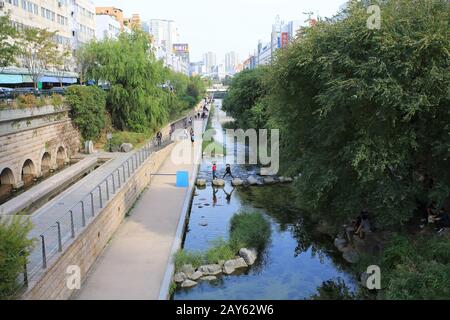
94, 0, 347, 63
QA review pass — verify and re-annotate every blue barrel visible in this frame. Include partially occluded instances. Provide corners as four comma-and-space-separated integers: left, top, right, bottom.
176, 171, 189, 187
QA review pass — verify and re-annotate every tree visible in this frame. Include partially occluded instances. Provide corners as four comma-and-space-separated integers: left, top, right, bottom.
54, 48, 72, 87
0, 217, 34, 300
65, 85, 106, 141
0, 14, 18, 72
17, 28, 59, 89
83, 30, 171, 132
75, 44, 97, 85
224, 0, 450, 228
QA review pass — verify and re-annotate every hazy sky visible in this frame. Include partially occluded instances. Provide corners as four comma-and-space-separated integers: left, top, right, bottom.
94, 0, 347, 62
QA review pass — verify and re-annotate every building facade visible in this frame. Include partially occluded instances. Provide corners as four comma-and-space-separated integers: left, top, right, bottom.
71, 0, 95, 50
225, 51, 239, 75
1, 0, 95, 52
95, 13, 120, 40
202, 51, 217, 75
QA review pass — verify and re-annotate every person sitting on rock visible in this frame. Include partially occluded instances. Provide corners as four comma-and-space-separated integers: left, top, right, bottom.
355, 212, 371, 239
223, 164, 234, 179
434, 208, 450, 234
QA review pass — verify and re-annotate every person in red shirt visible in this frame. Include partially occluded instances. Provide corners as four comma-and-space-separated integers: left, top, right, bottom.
212, 162, 217, 180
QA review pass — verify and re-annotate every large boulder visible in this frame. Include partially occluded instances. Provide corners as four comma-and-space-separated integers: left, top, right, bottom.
120, 143, 133, 152
174, 272, 187, 284
263, 177, 277, 185
198, 264, 222, 275
246, 176, 258, 185
223, 258, 248, 275
279, 176, 294, 183
189, 271, 203, 281
239, 248, 257, 266
196, 179, 206, 187
334, 237, 348, 252
200, 276, 217, 281
212, 179, 225, 187
181, 279, 198, 288
231, 178, 244, 186
343, 249, 360, 264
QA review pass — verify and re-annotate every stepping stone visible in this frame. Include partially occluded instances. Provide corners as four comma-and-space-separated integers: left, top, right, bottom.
181, 279, 198, 288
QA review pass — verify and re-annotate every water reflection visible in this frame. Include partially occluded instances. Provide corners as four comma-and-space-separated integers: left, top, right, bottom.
174, 101, 358, 300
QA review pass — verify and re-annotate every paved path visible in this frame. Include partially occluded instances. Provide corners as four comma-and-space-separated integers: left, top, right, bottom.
74, 126, 203, 300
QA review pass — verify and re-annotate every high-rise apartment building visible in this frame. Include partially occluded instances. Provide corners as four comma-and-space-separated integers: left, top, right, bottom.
144, 19, 178, 51
225, 51, 239, 74
1, 0, 95, 52
202, 51, 217, 74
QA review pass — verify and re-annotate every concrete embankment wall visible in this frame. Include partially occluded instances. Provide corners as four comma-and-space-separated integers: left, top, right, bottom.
22, 143, 175, 300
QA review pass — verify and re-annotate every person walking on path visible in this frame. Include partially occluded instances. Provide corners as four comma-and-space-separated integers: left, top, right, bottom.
212, 162, 217, 180
223, 164, 234, 179
156, 131, 162, 147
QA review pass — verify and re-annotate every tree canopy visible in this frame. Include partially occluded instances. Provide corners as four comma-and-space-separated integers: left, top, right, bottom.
80, 30, 206, 133
223, 0, 450, 228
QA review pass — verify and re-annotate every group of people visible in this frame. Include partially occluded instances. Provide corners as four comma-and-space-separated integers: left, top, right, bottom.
422, 203, 450, 234
212, 162, 234, 180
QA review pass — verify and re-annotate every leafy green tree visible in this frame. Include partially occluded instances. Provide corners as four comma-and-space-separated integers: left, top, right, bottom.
17, 27, 59, 89
0, 14, 18, 72
84, 30, 169, 132
0, 217, 34, 300
222, 67, 270, 128
225, 0, 450, 228
65, 85, 106, 141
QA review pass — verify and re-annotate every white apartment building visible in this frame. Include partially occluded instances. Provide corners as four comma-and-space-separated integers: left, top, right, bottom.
1, 0, 72, 48
225, 51, 239, 74
95, 13, 120, 40
202, 51, 217, 75
70, 0, 95, 50
144, 19, 178, 51
0, 0, 95, 54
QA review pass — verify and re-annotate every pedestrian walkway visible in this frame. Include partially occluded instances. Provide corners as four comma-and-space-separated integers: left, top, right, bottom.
74, 129, 202, 300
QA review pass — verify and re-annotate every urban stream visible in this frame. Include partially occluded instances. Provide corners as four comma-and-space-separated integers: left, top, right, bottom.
173, 100, 359, 300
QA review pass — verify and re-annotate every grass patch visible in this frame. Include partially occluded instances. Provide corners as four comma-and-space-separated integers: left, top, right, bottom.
205, 238, 236, 263
230, 212, 271, 251
173, 212, 271, 272
111, 131, 153, 148
174, 250, 204, 271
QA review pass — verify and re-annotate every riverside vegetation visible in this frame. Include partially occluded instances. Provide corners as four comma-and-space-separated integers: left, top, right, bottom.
222, 0, 450, 299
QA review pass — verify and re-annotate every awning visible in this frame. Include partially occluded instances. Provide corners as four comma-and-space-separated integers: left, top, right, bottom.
0, 74, 23, 84
40, 76, 77, 84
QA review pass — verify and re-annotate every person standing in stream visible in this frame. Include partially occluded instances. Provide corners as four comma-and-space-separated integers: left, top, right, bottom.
212, 162, 217, 180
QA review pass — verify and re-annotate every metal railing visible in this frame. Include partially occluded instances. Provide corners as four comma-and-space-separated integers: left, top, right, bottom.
13, 112, 200, 294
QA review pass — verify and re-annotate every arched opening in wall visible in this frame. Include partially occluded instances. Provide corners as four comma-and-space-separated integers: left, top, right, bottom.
22, 159, 36, 187
56, 147, 66, 169
0, 168, 15, 203
41, 152, 52, 177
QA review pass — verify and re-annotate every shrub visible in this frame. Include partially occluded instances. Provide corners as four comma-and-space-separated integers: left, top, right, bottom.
174, 249, 204, 271
229, 212, 271, 251
65, 85, 106, 141
16, 94, 37, 108
0, 217, 34, 300
205, 239, 236, 263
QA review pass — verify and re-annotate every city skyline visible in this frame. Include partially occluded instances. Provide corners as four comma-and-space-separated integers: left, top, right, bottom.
93, 0, 347, 62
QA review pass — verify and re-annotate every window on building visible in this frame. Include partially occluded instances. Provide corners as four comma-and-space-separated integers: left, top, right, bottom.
33, 3, 38, 15
21, 0, 26, 10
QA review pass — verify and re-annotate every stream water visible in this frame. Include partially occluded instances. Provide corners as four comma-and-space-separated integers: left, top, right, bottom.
173, 100, 358, 300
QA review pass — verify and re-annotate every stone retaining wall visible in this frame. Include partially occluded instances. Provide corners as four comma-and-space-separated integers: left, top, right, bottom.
21, 143, 175, 300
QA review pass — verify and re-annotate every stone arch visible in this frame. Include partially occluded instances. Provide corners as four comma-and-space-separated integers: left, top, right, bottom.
41, 152, 52, 177
56, 146, 67, 169
21, 159, 37, 187
0, 168, 15, 202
